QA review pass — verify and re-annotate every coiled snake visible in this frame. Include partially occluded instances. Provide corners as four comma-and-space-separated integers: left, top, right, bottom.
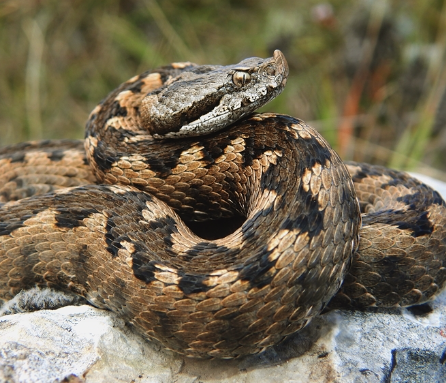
1, 51, 446, 359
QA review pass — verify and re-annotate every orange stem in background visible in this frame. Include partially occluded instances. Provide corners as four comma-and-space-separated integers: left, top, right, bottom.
338, 71, 367, 158
338, 62, 392, 158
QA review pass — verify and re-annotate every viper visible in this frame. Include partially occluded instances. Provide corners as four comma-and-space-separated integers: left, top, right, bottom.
1, 51, 445, 359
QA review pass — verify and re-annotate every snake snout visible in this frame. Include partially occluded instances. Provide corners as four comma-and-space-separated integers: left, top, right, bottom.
273, 49, 289, 86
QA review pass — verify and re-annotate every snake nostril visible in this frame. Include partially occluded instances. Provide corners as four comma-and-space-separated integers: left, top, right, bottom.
186, 216, 246, 240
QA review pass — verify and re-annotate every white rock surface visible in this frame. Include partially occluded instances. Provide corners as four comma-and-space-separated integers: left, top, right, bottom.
0, 305, 182, 383
0, 173, 445, 383
1, 292, 445, 383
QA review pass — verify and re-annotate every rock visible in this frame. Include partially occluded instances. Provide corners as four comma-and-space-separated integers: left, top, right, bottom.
389, 348, 445, 383
0, 287, 85, 316
0, 305, 183, 383
1, 291, 446, 382
1, 173, 445, 383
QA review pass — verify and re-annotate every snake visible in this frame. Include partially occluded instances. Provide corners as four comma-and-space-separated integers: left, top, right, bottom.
1, 50, 446, 359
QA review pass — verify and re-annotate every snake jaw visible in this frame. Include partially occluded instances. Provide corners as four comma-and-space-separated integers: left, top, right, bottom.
141, 50, 289, 139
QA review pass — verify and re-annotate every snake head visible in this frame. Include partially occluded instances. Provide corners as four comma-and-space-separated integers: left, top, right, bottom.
141, 50, 289, 139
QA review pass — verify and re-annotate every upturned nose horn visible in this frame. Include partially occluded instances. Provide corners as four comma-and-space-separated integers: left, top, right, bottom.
273, 50, 289, 82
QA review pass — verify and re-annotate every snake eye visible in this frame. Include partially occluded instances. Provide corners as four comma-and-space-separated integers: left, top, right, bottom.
232, 71, 251, 87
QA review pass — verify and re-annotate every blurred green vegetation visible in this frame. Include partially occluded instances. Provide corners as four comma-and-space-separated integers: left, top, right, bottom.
1, 0, 446, 178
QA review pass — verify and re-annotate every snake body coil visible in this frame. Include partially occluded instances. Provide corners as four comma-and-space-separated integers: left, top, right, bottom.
1, 51, 446, 359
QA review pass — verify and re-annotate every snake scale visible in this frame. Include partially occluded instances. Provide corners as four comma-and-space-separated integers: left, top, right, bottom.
1, 51, 446, 359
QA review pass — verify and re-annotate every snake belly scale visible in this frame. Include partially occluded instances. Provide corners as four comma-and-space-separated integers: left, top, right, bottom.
1, 51, 446, 359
